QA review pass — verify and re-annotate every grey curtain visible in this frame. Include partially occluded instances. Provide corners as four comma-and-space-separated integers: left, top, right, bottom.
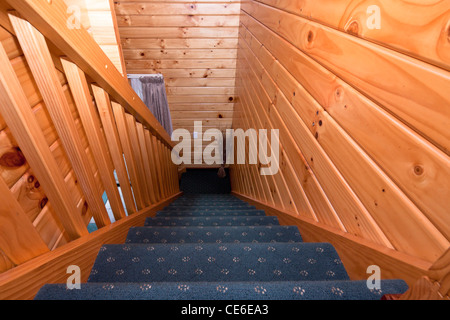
129, 75, 173, 136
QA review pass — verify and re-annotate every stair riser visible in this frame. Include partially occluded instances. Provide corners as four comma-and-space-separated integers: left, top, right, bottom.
35, 280, 409, 300
156, 212, 266, 218
126, 226, 303, 244
145, 217, 280, 227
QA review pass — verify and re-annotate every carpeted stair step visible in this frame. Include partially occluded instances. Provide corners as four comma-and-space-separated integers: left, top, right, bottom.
165, 205, 255, 210
169, 198, 248, 202
161, 204, 257, 209
35, 280, 409, 300
156, 210, 266, 217
87, 243, 349, 283
145, 216, 280, 227
165, 206, 255, 211
170, 197, 247, 202
174, 195, 240, 198
125, 226, 303, 244
171, 199, 245, 203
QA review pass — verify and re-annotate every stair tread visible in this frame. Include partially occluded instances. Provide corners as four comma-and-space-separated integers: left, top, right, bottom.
156, 210, 266, 217
88, 242, 349, 283
166, 207, 252, 210
35, 280, 409, 300
165, 206, 255, 209
145, 216, 280, 226
126, 226, 303, 244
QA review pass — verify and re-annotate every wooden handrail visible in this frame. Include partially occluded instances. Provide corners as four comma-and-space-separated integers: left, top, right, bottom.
5, 0, 174, 148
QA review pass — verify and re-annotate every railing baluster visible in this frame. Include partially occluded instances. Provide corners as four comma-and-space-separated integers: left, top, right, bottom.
91, 85, 137, 215
0, 42, 87, 240
136, 122, 157, 204
151, 134, 166, 199
10, 12, 111, 228
124, 113, 150, 207
61, 58, 126, 221
112, 102, 146, 210
145, 130, 163, 202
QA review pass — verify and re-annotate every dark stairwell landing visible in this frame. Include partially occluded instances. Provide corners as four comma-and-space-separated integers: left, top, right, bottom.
34, 169, 408, 300
179, 168, 232, 194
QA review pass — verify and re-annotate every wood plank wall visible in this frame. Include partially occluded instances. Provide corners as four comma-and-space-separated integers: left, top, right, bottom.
115, 0, 240, 165
0, 1, 180, 275
231, 0, 450, 271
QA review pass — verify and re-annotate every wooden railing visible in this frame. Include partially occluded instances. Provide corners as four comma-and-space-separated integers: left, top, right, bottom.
0, 0, 180, 299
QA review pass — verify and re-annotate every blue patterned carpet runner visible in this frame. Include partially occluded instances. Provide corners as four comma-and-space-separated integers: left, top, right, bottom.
35, 194, 408, 300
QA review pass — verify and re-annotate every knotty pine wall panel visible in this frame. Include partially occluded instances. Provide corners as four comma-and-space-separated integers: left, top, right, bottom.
231, 0, 450, 264
115, 0, 240, 165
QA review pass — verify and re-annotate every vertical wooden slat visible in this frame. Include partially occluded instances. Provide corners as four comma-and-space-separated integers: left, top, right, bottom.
157, 139, 169, 198
168, 146, 178, 195
136, 123, 157, 204
112, 102, 146, 210
151, 135, 166, 199
172, 150, 179, 193
164, 145, 174, 196
163, 145, 173, 196
10, 13, 110, 228
0, 43, 87, 240
0, 176, 49, 264
125, 114, 150, 207
144, 129, 162, 202
61, 58, 126, 221
169, 152, 178, 194
91, 85, 136, 215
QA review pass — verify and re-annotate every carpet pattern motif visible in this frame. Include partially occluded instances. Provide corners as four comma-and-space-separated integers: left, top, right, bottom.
35, 194, 409, 300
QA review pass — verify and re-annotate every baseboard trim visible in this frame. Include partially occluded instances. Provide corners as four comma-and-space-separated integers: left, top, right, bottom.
232, 192, 431, 287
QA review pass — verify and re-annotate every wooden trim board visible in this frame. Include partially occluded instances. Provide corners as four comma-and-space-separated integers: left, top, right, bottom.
232, 191, 432, 287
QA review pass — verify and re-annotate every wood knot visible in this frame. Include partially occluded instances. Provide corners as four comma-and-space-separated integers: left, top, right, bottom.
307, 30, 314, 43
447, 23, 450, 43
40, 197, 48, 209
414, 165, 424, 176
335, 87, 345, 101
82, 201, 89, 216
346, 21, 359, 35
0, 148, 26, 168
